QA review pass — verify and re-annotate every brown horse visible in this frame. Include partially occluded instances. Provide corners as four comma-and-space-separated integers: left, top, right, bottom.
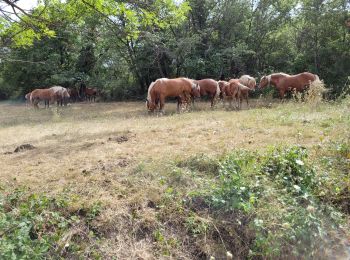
220, 79, 243, 109
30, 88, 56, 108
68, 88, 79, 102
259, 72, 319, 99
146, 78, 200, 114
193, 79, 220, 107
218, 80, 229, 101
237, 84, 252, 110
239, 75, 256, 90
86, 87, 98, 102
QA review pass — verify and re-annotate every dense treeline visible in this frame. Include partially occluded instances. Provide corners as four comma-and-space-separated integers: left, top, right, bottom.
0, 0, 349, 100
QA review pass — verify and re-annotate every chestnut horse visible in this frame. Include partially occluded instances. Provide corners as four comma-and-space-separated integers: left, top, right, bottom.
220, 79, 244, 109
193, 79, 220, 107
146, 78, 200, 114
239, 75, 256, 90
259, 72, 319, 99
30, 88, 56, 108
237, 84, 252, 110
218, 80, 229, 101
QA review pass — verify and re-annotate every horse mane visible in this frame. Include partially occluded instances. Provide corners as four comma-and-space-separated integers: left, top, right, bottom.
147, 81, 156, 102
270, 72, 290, 77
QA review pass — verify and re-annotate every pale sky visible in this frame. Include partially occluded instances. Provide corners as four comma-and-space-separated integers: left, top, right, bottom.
1, 0, 38, 12
13, 0, 38, 10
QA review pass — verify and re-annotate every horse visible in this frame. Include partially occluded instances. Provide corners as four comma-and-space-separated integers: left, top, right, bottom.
259, 72, 319, 99
67, 88, 79, 102
85, 87, 98, 102
237, 84, 252, 110
30, 88, 56, 108
193, 79, 220, 107
221, 79, 246, 110
218, 80, 229, 101
146, 78, 200, 114
50, 86, 70, 106
239, 75, 256, 90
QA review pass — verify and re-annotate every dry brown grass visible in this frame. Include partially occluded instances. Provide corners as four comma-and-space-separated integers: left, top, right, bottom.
0, 98, 349, 258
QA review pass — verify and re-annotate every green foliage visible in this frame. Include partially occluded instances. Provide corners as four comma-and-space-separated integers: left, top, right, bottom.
183, 146, 349, 258
261, 146, 317, 193
208, 151, 257, 213
0, 0, 348, 99
0, 189, 102, 259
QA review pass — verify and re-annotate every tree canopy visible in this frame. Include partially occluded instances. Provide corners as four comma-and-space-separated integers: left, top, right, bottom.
0, 0, 349, 100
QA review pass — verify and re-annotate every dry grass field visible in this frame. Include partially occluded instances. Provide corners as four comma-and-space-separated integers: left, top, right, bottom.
0, 98, 349, 259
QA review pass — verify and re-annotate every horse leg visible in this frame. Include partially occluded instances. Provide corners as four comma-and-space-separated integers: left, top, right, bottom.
210, 95, 215, 108
279, 90, 285, 102
159, 96, 165, 115
177, 96, 181, 113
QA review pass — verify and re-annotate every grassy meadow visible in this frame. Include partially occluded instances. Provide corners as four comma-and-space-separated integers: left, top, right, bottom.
0, 98, 349, 259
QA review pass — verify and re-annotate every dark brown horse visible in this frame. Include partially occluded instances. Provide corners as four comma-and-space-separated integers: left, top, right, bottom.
193, 79, 220, 107
146, 78, 200, 114
85, 87, 98, 102
68, 88, 79, 102
259, 72, 319, 99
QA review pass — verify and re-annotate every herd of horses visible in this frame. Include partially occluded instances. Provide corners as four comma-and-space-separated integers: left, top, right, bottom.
24, 71, 319, 113
146, 72, 320, 113
25, 85, 98, 108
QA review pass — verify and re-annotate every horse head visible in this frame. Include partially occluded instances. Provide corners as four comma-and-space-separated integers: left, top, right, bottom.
259, 76, 270, 89
191, 82, 201, 98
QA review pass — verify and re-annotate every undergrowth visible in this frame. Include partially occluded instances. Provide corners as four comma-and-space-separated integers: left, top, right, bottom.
172, 144, 350, 259
0, 188, 102, 259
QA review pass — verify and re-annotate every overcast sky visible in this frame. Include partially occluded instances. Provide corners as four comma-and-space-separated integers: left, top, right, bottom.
14, 0, 37, 10
1, 0, 38, 12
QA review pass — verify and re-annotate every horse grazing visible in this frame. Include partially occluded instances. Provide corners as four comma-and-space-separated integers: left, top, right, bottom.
85, 87, 98, 102
30, 88, 55, 108
259, 72, 319, 99
239, 75, 256, 90
50, 86, 70, 106
193, 79, 220, 107
146, 78, 200, 114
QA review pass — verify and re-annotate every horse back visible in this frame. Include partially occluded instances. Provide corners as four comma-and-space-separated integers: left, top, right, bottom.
196, 79, 218, 95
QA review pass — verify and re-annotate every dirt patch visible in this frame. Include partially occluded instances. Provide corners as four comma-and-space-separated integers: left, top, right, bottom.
107, 131, 135, 144
14, 144, 36, 153
117, 158, 129, 168
108, 135, 129, 143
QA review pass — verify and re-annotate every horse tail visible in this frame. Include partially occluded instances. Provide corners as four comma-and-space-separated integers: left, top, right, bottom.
314, 74, 320, 82
146, 81, 157, 108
